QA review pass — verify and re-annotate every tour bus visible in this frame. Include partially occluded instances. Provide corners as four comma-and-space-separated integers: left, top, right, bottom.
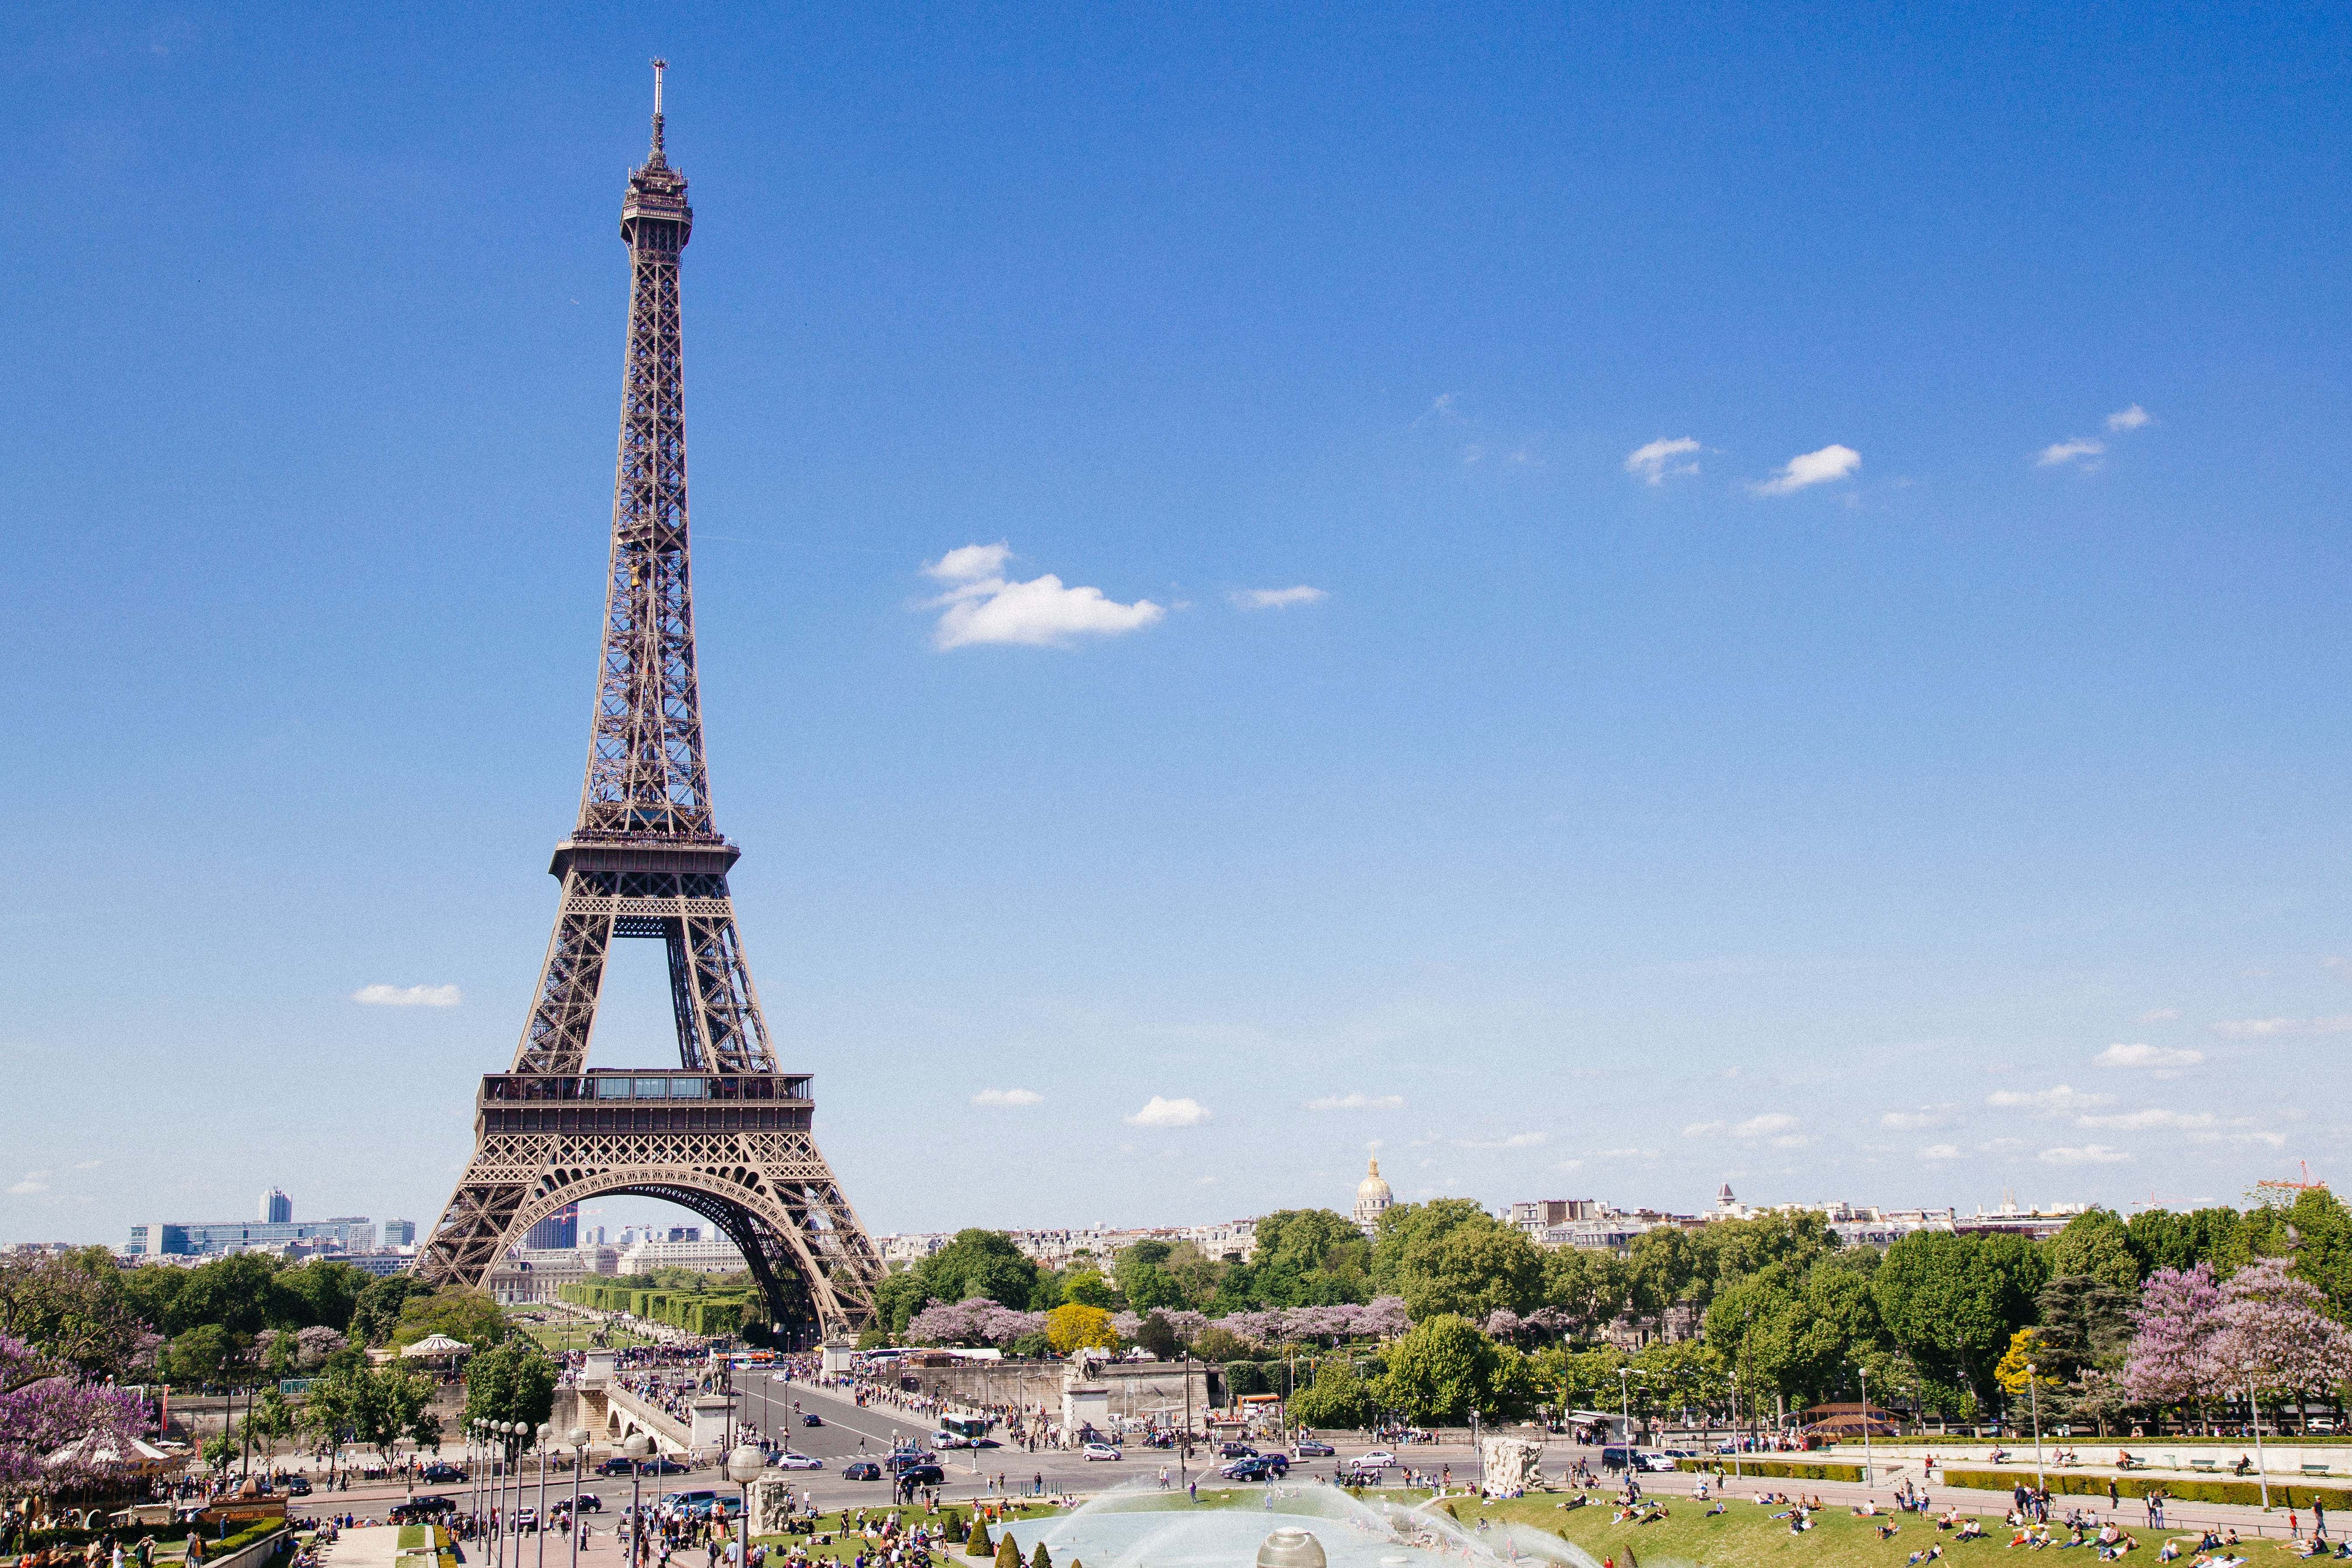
937, 1415, 991, 1448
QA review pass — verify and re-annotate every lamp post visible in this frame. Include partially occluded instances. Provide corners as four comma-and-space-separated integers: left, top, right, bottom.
726, 1443, 765, 1562
623, 1435, 652, 1568
1729, 1373, 1741, 1481
2026, 1364, 2045, 1494
567, 1428, 589, 1568
536, 1423, 552, 1568
2245, 1363, 2271, 1511
1615, 1368, 1646, 1481
1858, 1364, 1875, 1492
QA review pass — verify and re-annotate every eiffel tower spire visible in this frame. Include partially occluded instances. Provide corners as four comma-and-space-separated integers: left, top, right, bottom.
418, 71, 882, 1341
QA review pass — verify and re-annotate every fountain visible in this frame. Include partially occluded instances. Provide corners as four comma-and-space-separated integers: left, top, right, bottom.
996, 1478, 1613, 1568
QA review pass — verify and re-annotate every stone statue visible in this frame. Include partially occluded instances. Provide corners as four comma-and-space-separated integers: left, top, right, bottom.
1479, 1435, 1546, 1498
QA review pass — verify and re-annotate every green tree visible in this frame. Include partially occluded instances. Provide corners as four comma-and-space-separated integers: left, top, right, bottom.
1623, 1227, 1704, 1319
392, 1288, 509, 1351
167, 1323, 245, 1389
1376, 1204, 1544, 1322
994, 1531, 1021, 1568
1538, 1247, 1629, 1338
0, 1247, 150, 1379
350, 1274, 432, 1347
1873, 1230, 2046, 1408
2124, 1207, 2253, 1279
267, 1260, 370, 1333
1060, 1270, 1121, 1310
166, 1253, 282, 1337
2044, 1210, 2140, 1289
1375, 1313, 1505, 1423
463, 1340, 559, 1434
1288, 1356, 1379, 1430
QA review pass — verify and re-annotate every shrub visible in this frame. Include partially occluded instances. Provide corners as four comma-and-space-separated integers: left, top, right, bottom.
967, 1519, 992, 1557
1676, 1459, 1865, 1483
1939, 1469, 2352, 1511
994, 1532, 1022, 1568
1030, 1543, 1054, 1568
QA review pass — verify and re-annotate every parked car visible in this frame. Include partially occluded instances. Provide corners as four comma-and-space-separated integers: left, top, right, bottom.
777, 1452, 823, 1471
643, 1456, 691, 1476
1293, 1440, 1334, 1458
801, 1413, 823, 1428
841, 1461, 882, 1481
1084, 1443, 1122, 1462
1218, 1442, 1257, 1459
1219, 1456, 1290, 1482
390, 1496, 457, 1523
420, 1463, 467, 1484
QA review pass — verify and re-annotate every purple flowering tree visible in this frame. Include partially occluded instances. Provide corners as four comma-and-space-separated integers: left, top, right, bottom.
0, 1334, 147, 1497
2210, 1257, 2352, 1433
2123, 1264, 2228, 1421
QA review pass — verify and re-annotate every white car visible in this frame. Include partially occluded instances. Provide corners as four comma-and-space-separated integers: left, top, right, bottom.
777, 1452, 823, 1471
771, 1372, 793, 1382
1358, 1449, 1396, 1468
1083, 1443, 1122, 1461
931, 1431, 966, 1449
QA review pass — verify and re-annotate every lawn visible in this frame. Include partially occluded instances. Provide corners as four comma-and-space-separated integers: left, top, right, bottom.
521, 1321, 650, 1354
746, 1501, 1061, 1564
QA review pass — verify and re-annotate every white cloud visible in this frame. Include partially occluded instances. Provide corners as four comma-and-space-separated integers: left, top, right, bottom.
2095, 1043, 2204, 1072
2106, 404, 2151, 431
1734, 1112, 1799, 1138
1307, 1092, 1405, 1111
1589, 1147, 1652, 1160
1751, 444, 1860, 496
971, 1088, 1043, 1107
1987, 1084, 2115, 1115
2138, 1008, 2182, 1022
353, 984, 462, 1008
1195, 1175, 1219, 1186
1881, 1105, 1956, 1131
1683, 1120, 1726, 1138
7, 1172, 50, 1197
2075, 1108, 2216, 1132
2040, 1144, 2132, 1165
2213, 1015, 2352, 1039
1769, 1134, 1812, 1149
1918, 1144, 1961, 1162
922, 544, 1166, 650
1125, 1096, 1211, 1128
1232, 586, 1327, 610
1624, 437, 1701, 485
1456, 1131, 1548, 1150
2036, 439, 2105, 469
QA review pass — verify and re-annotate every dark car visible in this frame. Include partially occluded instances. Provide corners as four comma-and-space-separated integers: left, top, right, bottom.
390, 1496, 458, 1523
801, 1413, 823, 1427
1294, 1441, 1334, 1458
550, 1494, 603, 1517
420, 1463, 467, 1484
597, 1456, 638, 1476
883, 1451, 937, 1473
1218, 1442, 1256, 1459
841, 1462, 882, 1481
894, 1463, 945, 1487
1219, 1456, 1289, 1482
644, 1456, 691, 1476
281, 1477, 313, 1497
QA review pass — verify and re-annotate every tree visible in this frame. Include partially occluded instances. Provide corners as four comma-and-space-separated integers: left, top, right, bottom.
1993, 1328, 2062, 1399
2046, 1210, 2141, 1289
0, 1249, 151, 1381
966, 1518, 992, 1557
1375, 1314, 1504, 1424
2211, 1256, 2352, 1432
1873, 1231, 2046, 1407
0, 1333, 147, 1499
350, 1274, 432, 1348
1288, 1356, 1379, 1430
994, 1530, 1022, 1568
2123, 1263, 2227, 1413
1059, 1271, 1121, 1311
464, 1340, 558, 1435
392, 1288, 508, 1351
1537, 1247, 1628, 1338
167, 1323, 244, 1390
1045, 1304, 1116, 1355
2035, 1275, 2138, 1380
1376, 1205, 1544, 1323
1132, 1313, 1180, 1361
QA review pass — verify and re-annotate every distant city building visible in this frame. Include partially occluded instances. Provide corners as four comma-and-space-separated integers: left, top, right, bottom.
340, 1251, 417, 1277
581, 1225, 606, 1246
616, 1236, 743, 1274
127, 1216, 375, 1258
526, 1203, 580, 1251
1508, 1199, 1600, 1236
381, 1219, 417, 1248
1352, 1158, 1393, 1234
261, 1189, 293, 1224
488, 1245, 619, 1304
667, 1225, 701, 1243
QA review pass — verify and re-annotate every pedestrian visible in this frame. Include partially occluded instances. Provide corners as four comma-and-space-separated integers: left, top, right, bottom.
2319, 1499, 2330, 1542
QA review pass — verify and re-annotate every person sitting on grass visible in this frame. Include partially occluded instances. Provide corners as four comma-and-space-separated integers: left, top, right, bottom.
1706, 1503, 1726, 1518
1958, 1520, 1986, 1541
1908, 1547, 1947, 1565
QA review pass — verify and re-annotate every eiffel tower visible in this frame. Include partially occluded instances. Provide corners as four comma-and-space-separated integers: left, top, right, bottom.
418, 64, 882, 1341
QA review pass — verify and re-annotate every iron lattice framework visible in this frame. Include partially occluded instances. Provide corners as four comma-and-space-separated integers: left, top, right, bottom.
419, 66, 883, 1339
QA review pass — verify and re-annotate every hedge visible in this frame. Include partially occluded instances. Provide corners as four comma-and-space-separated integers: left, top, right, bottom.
1940, 1468, 2352, 1510
559, 1282, 751, 1338
1679, 1459, 1866, 1483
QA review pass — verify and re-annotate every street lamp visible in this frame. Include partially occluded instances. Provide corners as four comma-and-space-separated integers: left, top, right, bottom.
1858, 1364, 1875, 1493
536, 1423, 553, 1568
2244, 1363, 2271, 1511
1615, 1368, 1647, 1483
623, 1434, 653, 1568
1728, 1372, 1741, 1481
567, 1428, 590, 1568
2025, 1364, 2044, 1494
725, 1443, 765, 1560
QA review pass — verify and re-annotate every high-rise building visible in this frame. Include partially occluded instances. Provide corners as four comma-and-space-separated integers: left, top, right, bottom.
261, 1189, 292, 1224
381, 1219, 417, 1248
525, 1204, 579, 1251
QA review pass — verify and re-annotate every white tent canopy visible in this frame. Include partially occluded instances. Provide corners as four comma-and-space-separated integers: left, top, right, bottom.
400, 1333, 472, 1358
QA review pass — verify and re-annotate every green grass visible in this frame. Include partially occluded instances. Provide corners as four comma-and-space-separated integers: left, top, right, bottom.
521, 1322, 650, 1354
746, 1502, 1062, 1564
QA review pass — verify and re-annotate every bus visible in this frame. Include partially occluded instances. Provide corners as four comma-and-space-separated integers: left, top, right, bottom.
937, 1415, 991, 1448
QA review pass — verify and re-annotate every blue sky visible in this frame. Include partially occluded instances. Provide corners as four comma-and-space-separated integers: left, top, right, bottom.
6, 4, 2352, 1247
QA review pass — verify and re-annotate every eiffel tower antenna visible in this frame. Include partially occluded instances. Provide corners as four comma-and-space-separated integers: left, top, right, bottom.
418, 70, 883, 1341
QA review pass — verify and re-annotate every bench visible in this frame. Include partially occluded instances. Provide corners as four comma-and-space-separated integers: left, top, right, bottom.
2303, 1463, 2331, 1476
2190, 1460, 2219, 1473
